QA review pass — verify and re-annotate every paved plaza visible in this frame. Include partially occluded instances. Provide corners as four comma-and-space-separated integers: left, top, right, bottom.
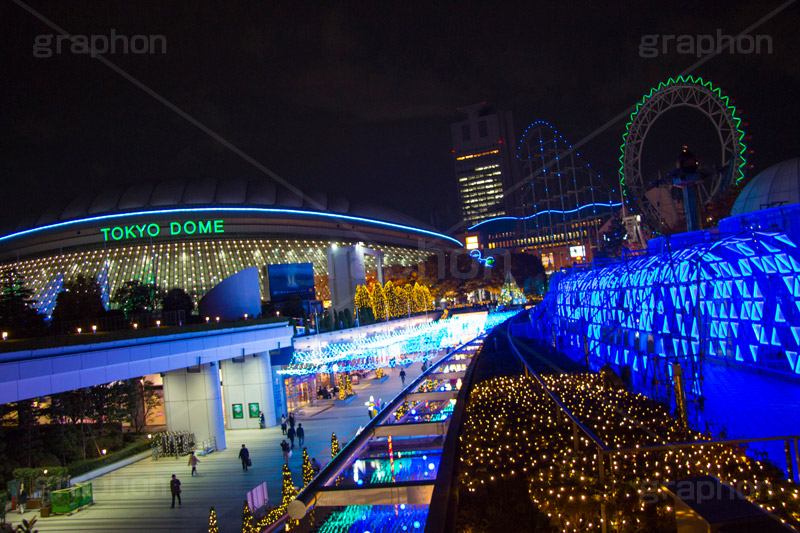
8, 355, 443, 533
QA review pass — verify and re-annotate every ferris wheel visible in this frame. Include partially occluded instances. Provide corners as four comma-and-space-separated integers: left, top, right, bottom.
619, 75, 749, 233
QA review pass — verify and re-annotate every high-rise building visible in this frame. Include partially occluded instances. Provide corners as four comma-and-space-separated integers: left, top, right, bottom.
451, 103, 519, 227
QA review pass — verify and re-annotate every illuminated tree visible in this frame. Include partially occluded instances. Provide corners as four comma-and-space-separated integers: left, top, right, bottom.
397, 285, 411, 317
412, 282, 425, 313
208, 507, 219, 533
258, 463, 298, 528
384, 281, 402, 318
331, 432, 340, 457
242, 501, 256, 533
499, 271, 526, 305
344, 374, 353, 396
338, 375, 346, 400
111, 280, 162, 319
422, 284, 434, 310
354, 284, 373, 325
302, 447, 314, 486
371, 282, 387, 321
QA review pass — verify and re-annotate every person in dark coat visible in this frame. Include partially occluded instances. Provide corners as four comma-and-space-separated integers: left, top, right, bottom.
18, 483, 27, 514
296, 423, 305, 446
399, 369, 406, 386
259, 411, 265, 429
170, 474, 181, 507
238, 444, 250, 471
280, 439, 290, 463
287, 425, 296, 448
288, 413, 295, 431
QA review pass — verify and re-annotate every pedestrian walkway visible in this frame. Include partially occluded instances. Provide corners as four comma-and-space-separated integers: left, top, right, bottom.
14, 353, 446, 533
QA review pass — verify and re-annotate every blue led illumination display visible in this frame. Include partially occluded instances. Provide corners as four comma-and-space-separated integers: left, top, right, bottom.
536, 230, 800, 395
0, 207, 463, 247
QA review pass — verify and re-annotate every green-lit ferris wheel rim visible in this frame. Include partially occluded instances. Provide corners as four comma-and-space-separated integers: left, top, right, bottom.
618, 75, 748, 217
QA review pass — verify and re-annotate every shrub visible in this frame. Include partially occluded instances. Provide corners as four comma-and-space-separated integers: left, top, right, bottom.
67, 439, 151, 478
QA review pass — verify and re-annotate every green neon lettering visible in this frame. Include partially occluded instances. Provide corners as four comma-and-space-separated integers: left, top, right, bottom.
198, 220, 212, 233
214, 220, 224, 233
124, 226, 136, 239
135, 224, 147, 237
100, 228, 110, 241
111, 227, 124, 240
170, 222, 181, 235
183, 221, 196, 234
147, 224, 160, 237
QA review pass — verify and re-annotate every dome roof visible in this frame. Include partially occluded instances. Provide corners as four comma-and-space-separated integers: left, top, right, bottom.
730, 157, 800, 216
15, 177, 433, 232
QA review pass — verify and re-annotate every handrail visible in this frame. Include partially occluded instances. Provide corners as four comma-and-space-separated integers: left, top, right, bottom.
505, 314, 800, 485
505, 318, 608, 451
424, 334, 486, 533
284, 336, 484, 522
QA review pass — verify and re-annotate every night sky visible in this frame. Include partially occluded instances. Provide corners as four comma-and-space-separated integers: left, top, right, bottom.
2, 1, 798, 234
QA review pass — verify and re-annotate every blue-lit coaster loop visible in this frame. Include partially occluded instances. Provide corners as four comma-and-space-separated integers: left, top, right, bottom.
469, 249, 495, 267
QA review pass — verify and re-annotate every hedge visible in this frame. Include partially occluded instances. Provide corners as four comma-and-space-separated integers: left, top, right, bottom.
67, 439, 152, 478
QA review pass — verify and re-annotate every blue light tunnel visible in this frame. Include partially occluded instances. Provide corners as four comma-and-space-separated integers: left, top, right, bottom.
539, 230, 800, 399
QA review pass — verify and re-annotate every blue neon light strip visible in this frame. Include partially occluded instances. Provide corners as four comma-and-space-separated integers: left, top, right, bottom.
0, 207, 463, 247
467, 202, 622, 231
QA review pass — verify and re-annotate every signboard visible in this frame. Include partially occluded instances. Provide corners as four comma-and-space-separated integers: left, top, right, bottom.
232, 403, 244, 419
268, 262, 316, 302
99, 219, 225, 242
569, 245, 586, 258
248, 403, 260, 418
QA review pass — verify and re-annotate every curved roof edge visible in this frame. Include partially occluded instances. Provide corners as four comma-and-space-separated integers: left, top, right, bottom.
0, 206, 463, 248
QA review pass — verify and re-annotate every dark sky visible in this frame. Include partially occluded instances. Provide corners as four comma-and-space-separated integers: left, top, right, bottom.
2, 1, 798, 234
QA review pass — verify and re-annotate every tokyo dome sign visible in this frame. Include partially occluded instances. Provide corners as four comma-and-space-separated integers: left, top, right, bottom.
99, 219, 225, 241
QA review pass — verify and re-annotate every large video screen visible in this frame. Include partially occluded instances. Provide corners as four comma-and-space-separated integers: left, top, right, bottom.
268, 262, 316, 302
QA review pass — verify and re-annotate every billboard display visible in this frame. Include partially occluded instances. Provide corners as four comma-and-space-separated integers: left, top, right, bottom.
268, 262, 316, 302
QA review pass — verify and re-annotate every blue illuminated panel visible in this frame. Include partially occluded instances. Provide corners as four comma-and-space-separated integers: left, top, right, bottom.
539, 231, 800, 385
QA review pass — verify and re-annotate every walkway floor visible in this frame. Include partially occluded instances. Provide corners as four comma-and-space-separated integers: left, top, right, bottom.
12, 353, 446, 533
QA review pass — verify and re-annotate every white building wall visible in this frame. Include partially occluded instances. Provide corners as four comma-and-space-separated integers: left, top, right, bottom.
220, 351, 277, 430
163, 363, 227, 450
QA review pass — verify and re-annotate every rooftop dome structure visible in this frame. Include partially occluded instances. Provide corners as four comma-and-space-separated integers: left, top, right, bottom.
730, 157, 800, 216
11, 177, 432, 232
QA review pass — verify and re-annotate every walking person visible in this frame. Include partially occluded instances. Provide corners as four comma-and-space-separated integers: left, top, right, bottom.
296, 423, 305, 446
17, 483, 26, 514
239, 444, 251, 471
399, 369, 406, 386
188, 452, 200, 476
288, 413, 295, 432
287, 424, 296, 448
281, 414, 287, 435
170, 474, 181, 508
259, 411, 265, 429
280, 439, 290, 463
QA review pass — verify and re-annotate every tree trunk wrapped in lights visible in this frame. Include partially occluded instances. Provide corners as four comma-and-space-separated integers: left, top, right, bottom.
338, 375, 346, 400
371, 282, 387, 321
331, 432, 340, 457
344, 373, 353, 396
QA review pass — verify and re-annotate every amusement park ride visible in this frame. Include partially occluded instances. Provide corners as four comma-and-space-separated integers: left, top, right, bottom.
619, 76, 752, 239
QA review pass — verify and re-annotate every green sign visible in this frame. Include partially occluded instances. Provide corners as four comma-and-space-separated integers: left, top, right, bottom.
248, 403, 260, 418
99, 219, 225, 241
232, 403, 243, 419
